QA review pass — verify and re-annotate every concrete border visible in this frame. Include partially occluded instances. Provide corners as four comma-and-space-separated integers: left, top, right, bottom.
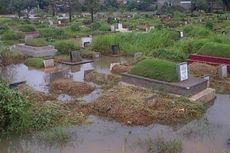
121, 73, 208, 96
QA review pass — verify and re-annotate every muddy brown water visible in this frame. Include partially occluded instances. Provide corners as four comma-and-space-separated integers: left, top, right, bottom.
1, 57, 230, 153
0, 56, 132, 103
0, 94, 229, 153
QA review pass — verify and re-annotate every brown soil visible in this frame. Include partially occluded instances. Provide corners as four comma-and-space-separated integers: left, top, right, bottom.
84, 70, 121, 85
87, 85, 205, 125
189, 62, 230, 93
111, 64, 129, 74
17, 84, 56, 102
50, 78, 95, 96
189, 62, 218, 77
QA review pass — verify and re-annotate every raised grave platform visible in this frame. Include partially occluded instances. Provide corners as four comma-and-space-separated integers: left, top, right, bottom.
121, 73, 208, 96
59, 60, 94, 66
13, 44, 57, 57
188, 54, 230, 72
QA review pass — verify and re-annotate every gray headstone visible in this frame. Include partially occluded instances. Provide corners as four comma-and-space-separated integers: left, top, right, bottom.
43, 59, 54, 68
25, 35, 33, 43
134, 52, 144, 60
203, 75, 210, 87
70, 51, 81, 62
176, 62, 189, 81
218, 64, 228, 79
50, 70, 69, 82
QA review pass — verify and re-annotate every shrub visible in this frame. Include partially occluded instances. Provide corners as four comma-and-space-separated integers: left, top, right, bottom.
1, 30, 24, 40
18, 24, 36, 32
130, 58, 178, 82
198, 42, 230, 58
90, 21, 109, 31
39, 28, 69, 39
54, 40, 80, 54
0, 25, 9, 34
25, 57, 44, 68
25, 38, 48, 47
0, 79, 31, 134
0, 49, 24, 65
70, 22, 81, 32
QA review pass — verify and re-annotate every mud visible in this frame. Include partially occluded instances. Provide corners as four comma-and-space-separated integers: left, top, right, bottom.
88, 85, 206, 125
189, 62, 230, 93
50, 78, 95, 96
111, 64, 129, 74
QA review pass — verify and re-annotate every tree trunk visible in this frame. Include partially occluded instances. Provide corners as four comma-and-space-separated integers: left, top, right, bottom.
91, 8, 94, 23
68, 0, 72, 22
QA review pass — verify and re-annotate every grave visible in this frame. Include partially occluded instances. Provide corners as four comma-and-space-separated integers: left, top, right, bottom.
59, 51, 93, 65
218, 64, 228, 79
25, 35, 33, 43
81, 36, 92, 48
176, 62, 189, 81
50, 70, 70, 82
111, 45, 120, 56
134, 52, 144, 61
43, 59, 55, 68
13, 44, 57, 57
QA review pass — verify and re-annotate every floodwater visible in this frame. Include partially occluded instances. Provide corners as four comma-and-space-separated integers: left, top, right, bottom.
0, 94, 230, 153
0, 56, 132, 103
1, 56, 230, 153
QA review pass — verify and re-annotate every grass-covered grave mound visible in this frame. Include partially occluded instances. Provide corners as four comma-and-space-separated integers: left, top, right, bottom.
129, 58, 178, 82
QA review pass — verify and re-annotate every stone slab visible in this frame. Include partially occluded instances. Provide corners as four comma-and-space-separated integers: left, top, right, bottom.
189, 88, 216, 103
121, 73, 208, 96
43, 59, 55, 68
59, 59, 94, 66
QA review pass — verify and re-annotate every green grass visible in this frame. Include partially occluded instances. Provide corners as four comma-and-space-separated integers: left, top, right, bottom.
198, 42, 230, 58
25, 38, 48, 47
54, 40, 80, 54
130, 58, 178, 82
17, 24, 36, 32
92, 29, 179, 56
25, 57, 44, 68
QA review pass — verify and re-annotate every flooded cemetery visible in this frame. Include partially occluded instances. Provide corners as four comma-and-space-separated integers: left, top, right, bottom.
0, 0, 230, 153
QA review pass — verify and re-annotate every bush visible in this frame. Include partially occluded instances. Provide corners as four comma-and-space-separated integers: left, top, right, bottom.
18, 24, 36, 32
70, 22, 81, 32
90, 21, 109, 31
0, 79, 31, 134
0, 25, 9, 34
25, 38, 48, 47
1, 30, 24, 40
130, 58, 178, 82
0, 49, 24, 65
39, 28, 69, 39
25, 57, 44, 68
54, 40, 80, 54
198, 42, 230, 58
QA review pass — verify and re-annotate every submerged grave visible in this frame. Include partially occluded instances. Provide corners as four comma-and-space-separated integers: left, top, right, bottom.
13, 44, 57, 57
59, 51, 93, 65
121, 58, 215, 103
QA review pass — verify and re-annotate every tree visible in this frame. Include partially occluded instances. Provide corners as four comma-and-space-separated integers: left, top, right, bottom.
24, 0, 38, 18
85, 0, 99, 23
222, 0, 230, 10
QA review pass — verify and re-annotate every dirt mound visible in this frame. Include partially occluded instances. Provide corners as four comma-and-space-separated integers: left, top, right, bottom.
50, 79, 95, 96
89, 85, 205, 125
189, 62, 217, 77
17, 85, 56, 102
84, 70, 121, 84
111, 64, 129, 74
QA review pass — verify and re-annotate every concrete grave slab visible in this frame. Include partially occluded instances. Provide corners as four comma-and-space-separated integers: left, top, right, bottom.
43, 59, 55, 68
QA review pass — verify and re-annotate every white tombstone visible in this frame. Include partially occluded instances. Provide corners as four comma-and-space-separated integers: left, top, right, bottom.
43, 59, 55, 68
203, 75, 210, 87
49, 20, 54, 25
180, 31, 184, 38
58, 20, 62, 25
111, 25, 115, 32
118, 23, 123, 30
177, 62, 189, 81
81, 37, 92, 48
218, 64, 228, 79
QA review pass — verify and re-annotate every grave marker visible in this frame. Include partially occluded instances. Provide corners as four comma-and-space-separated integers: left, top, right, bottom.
25, 35, 33, 43
134, 52, 144, 60
43, 59, 55, 68
70, 51, 82, 62
111, 45, 120, 55
81, 37, 92, 48
177, 62, 189, 81
218, 64, 228, 79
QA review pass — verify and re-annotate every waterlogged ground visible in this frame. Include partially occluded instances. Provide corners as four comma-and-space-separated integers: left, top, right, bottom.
0, 94, 229, 153
1, 56, 230, 153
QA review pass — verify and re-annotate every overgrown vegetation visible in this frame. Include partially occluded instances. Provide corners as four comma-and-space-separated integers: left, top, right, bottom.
130, 58, 178, 82
0, 49, 24, 65
25, 57, 44, 68
54, 40, 80, 54
25, 38, 48, 47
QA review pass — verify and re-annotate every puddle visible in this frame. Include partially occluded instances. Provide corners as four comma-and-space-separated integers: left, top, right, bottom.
0, 56, 132, 92
0, 94, 230, 153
